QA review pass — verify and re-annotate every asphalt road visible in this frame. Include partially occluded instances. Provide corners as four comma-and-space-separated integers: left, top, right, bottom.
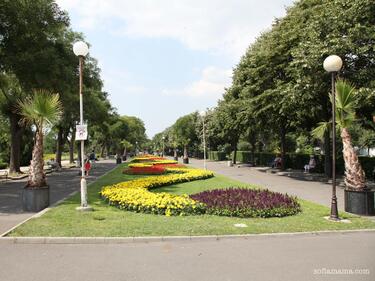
0, 231, 374, 281
188, 158, 347, 210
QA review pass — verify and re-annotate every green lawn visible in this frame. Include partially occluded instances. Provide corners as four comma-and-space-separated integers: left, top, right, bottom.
8, 163, 375, 237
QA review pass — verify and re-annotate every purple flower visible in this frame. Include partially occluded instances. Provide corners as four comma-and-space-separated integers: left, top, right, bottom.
190, 188, 301, 218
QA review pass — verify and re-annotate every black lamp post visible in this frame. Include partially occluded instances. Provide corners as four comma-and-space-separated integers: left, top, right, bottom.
323, 54, 343, 220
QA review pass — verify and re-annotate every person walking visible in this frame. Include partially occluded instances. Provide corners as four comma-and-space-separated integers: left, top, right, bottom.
84, 158, 92, 176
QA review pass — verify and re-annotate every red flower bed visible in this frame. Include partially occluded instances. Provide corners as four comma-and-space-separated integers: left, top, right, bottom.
123, 166, 166, 175
123, 163, 186, 174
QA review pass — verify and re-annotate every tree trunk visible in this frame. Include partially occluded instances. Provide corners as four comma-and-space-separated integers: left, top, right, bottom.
55, 127, 64, 167
324, 130, 332, 177
183, 145, 188, 160
280, 127, 286, 170
77, 142, 82, 167
233, 147, 238, 164
28, 130, 46, 187
9, 113, 23, 173
68, 127, 76, 163
249, 134, 256, 163
68, 140, 74, 163
341, 128, 366, 190
174, 148, 177, 159
100, 145, 106, 158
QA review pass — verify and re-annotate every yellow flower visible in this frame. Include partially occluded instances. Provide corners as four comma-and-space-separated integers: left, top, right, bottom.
100, 166, 212, 216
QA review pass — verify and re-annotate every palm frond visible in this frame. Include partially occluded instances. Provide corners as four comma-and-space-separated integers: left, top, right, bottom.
334, 79, 357, 128
311, 121, 331, 140
17, 90, 63, 130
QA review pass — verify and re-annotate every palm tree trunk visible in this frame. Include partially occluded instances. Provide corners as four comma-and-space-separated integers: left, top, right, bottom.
341, 128, 366, 190
28, 130, 46, 187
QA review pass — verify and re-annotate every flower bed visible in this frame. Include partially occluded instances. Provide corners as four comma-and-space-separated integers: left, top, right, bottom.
123, 166, 167, 175
130, 155, 165, 163
101, 168, 214, 216
190, 188, 301, 218
128, 160, 178, 168
124, 161, 185, 175
125, 157, 183, 175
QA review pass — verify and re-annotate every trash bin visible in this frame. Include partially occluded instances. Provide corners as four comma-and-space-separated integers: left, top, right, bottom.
116, 157, 122, 164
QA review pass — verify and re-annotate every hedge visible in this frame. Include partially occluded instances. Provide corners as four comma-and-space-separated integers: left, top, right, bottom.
0, 162, 7, 169
229, 151, 375, 177
208, 151, 227, 161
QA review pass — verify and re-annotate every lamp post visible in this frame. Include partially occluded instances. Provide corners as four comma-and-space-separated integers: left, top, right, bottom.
73, 41, 92, 212
323, 54, 343, 220
200, 110, 207, 170
135, 141, 138, 156
162, 136, 165, 157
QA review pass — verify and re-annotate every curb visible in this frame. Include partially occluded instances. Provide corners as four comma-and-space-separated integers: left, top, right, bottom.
0, 163, 119, 238
1, 229, 375, 245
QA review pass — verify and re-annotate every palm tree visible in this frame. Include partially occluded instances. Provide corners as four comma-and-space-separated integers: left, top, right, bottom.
17, 90, 63, 188
312, 79, 366, 191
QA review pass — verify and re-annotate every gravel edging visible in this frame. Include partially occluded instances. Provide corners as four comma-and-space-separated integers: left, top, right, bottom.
1, 229, 374, 245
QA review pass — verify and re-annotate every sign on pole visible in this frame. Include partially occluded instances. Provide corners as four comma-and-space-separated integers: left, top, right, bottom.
76, 124, 88, 141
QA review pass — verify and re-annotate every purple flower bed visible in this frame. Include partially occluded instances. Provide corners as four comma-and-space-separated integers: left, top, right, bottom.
190, 188, 301, 218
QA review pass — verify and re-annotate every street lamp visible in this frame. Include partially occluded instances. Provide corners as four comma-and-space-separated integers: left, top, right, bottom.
162, 136, 165, 157
323, 54, 343, 220
200, 110, 207, 170
73, 41, 92, 212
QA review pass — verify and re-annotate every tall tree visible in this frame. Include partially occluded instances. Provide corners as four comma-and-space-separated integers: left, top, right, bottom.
0, 0, 69, 172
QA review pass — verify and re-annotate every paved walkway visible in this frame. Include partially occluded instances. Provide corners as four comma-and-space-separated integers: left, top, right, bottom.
188, 159, 362, 212
0, 231, 374, 281
0, 160, 117, 235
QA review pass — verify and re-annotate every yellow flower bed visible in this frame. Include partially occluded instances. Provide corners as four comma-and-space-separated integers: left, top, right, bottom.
128, 160, 178, 168
101, 168, 214, 216
128, 163, 153, 168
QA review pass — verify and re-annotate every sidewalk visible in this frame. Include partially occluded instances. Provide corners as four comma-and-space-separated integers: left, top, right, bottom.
0, 159, 117, 235
187, 158, 373, 215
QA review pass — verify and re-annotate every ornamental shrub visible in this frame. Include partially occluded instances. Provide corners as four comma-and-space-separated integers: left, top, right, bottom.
190, 188, 301, 218
208, 151, 227, 161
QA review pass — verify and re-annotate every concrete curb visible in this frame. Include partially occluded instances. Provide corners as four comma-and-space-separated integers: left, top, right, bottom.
1, 229, 374, 245
0, 163, 119, 238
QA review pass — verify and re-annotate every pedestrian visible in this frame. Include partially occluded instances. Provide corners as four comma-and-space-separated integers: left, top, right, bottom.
89, 150, 96, 162
304, 155, 316, 173
272, 155, 282, 168
84, 158, 91, 176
